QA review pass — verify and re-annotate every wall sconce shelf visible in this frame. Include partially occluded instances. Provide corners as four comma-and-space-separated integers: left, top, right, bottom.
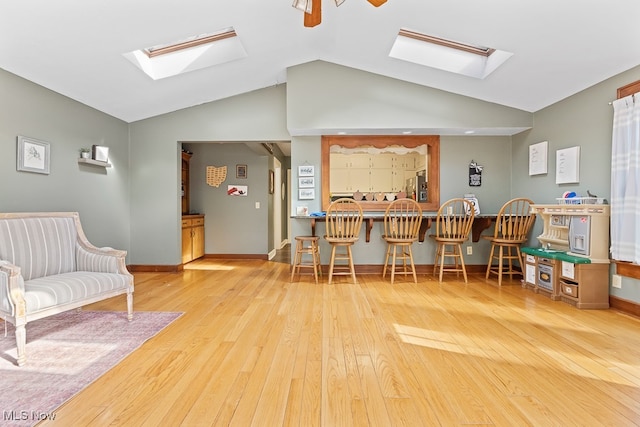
78, 158, 112, 168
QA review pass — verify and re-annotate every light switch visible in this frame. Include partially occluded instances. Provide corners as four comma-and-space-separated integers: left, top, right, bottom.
255, 202, 260, 209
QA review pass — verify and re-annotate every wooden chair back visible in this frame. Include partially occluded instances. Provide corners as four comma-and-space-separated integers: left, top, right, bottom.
434, 198, 475, 240
493, 198, 535, 242
325, 198, 364, 240
383, 198, 423, 241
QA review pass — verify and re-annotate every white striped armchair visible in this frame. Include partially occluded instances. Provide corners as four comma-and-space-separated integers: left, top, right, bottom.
0, 212, 133, 366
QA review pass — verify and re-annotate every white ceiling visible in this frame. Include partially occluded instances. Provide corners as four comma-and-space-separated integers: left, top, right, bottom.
2, 0, 640, 130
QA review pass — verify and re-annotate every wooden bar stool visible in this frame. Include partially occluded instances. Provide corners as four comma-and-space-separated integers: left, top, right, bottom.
290, 236, 322, 283
324, 198, 364, 284
484, 197, 536, 286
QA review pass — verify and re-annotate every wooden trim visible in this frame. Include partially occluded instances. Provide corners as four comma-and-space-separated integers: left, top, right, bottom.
324, 135, 439, 150
614, 260, 640, 280
146, 31, 237, 58
127, 264, 183, 273
617, 80, 640, 99
609, 295, 640, 318
321, 135, 440, 212
398, 29, 495, 57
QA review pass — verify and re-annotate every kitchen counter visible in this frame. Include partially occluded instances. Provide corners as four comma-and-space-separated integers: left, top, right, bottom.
293, 213, 499, 243
521, 247, 591, 264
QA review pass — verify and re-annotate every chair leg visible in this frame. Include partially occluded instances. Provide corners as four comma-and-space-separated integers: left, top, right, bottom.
453, 245, 460, 279
457, 243, 468, 283
328, 245, 337, 285
403, 247, 411, 276
508, 246, 515, 281
311, 241, 319, 284
383, 244, 392, 279
347, 245, 357, 283
314, 242, 322, 279
15, 323, 26, 366
486, 244, 496, 280
290, 240, 301, 282
497, 245, 504, 286
515, 246, 524, 280
438, 244, 446, 283
389, 245, 396, 284
408, 245, 417, 283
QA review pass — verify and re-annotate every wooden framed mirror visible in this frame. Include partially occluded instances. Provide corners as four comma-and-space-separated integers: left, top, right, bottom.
321, 135, 440, 211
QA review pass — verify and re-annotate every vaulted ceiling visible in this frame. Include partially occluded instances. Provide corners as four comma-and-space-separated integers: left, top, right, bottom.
1, 1, 639, 124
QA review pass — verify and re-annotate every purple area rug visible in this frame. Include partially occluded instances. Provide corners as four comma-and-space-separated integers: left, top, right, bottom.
0, 310, 182, 427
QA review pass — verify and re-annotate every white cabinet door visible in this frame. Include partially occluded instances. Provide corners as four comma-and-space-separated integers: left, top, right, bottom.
350, 169, 371, 192
330, 168, 350, 193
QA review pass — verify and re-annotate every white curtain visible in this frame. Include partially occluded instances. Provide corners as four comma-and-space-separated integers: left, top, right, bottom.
611, 94, 640, 263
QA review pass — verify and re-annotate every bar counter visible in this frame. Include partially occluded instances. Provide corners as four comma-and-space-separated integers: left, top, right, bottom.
293, 213, 498, 243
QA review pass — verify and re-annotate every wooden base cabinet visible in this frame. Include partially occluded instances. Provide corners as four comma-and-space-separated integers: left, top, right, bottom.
521, 247, 608, 308
182, 215, 205, 264
559, 262, 609, 309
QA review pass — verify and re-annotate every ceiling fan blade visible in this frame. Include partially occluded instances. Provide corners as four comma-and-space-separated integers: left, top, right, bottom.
367, 0, 387, 6
292, 0, 313, 13
304, 0, 321, 27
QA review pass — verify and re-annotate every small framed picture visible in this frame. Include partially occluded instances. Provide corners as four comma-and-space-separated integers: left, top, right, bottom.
17, 135, 50, 175
298, 165, 314, 177
269, 170, 275, 194
299, 188, 315, 200
92, 145, 109, 162
298, 176, 314, 188
529, 140, 548, 176
556, 146, 580, 184
236, 164, 247, 179
227, 185, 248, 196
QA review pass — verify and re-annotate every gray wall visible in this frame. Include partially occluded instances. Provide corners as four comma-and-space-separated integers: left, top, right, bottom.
290, 135, 514, 267
287, 62, 526, 266
287, 61, 533, 133
513, 64, 640, 302
0, 68, 130, 254
5, 57, 640, 303
128, 85, 290, 265
185, 142, 270, 256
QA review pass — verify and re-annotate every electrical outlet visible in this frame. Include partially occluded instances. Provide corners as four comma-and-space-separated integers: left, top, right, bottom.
612, 274, 622, 289
466, 246, 472, 255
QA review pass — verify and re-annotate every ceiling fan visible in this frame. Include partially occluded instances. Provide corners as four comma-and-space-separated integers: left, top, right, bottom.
292, 0, 387, 27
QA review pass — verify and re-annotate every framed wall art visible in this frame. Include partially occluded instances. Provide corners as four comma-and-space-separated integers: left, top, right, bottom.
298, 165, 314, 177
529, 140, 548, 176
556, 146, 580, 184
17, 135, 50, 175
92, 145, 110, 162
228, 185, 248, 196
298, 176, 314, 188
236, 164, 247, 179
299, 188, 315, 200
269, 170, 275, 194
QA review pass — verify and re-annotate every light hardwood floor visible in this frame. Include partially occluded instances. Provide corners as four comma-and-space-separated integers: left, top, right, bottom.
43, 258, 640, 426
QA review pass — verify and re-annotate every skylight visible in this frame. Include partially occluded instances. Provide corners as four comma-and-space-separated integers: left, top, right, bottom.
123, 27, 247, 80
389, 29, 512, 79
